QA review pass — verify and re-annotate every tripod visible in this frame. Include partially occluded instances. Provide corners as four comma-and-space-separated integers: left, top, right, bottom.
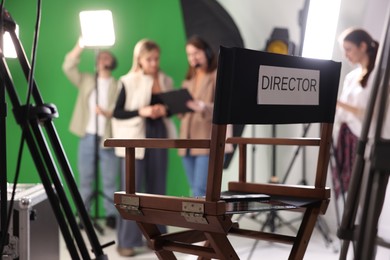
0, 9, 113, 259
280, 123, 335, 247
245, 124, 335, 260
259, 124, 300, 233
338, 6, 390, 259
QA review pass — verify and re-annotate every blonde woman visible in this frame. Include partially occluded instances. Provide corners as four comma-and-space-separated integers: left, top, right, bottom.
112, 39, 176, 257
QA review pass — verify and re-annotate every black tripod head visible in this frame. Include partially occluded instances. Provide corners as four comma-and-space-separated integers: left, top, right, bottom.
1, 8, 17, 33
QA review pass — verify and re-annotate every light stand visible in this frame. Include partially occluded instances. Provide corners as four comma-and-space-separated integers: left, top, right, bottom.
84, 68, 114, 235
0, 9, 111, 259
0, 7, 8, 255
79, 10, 116, 234
0, 7, 19, 255
239, 29, 299, 255
92, 70, 105, 234
253, 27, 297, 235
246, 2, 340, 257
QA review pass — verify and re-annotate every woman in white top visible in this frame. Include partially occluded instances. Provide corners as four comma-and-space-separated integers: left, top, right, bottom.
332, 28, 379, 199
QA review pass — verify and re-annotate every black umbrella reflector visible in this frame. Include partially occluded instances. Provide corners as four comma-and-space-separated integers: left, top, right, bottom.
180, 0, 244, 53
180, 0, 245, 169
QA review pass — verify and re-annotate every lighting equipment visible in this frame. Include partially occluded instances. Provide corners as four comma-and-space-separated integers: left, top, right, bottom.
3, 25, 18, 58
0, 8, 110, 258
265, 27, 295, 55
264, 27, 295, 184
79, 10, 115, 48
256, 1, 341, 252
302, 0, 341, 59
78, 9, 116, 234
247, 29, 297, 250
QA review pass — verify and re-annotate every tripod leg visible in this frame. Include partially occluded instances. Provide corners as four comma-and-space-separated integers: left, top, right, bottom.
4, 21, 109, 258
316, 216, 340, 253
339, 239, 350, 260
355, 170, 388, 260
247, 239, 259, 260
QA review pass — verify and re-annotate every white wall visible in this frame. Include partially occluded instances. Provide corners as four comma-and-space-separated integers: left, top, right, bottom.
217, 0, 305, 51
217, 0, 390, 240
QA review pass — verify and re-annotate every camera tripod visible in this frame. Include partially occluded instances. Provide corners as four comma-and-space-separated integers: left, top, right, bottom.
0, 9, 112, 259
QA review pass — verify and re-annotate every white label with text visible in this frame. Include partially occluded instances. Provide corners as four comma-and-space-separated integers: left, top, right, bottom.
257, 65, 320, 105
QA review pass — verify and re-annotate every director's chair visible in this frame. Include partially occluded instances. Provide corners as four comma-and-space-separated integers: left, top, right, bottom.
105, 46, 341, 259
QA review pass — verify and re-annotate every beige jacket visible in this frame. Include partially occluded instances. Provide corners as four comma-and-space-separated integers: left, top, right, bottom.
62, 52, 118, 146
179, 70, 217, 156
111, 70, 177, 159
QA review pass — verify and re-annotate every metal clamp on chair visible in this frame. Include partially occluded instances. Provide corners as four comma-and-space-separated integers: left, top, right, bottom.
105, 46, 341, 259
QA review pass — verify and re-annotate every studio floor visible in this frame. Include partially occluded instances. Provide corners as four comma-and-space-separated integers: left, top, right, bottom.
58, 213, 390, 259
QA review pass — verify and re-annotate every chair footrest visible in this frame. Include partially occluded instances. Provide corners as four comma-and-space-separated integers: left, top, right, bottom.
229, 227, 295, 244
160, 240, 216, 259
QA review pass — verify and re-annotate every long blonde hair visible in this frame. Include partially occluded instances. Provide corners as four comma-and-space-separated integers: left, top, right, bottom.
130, 39, 161, 72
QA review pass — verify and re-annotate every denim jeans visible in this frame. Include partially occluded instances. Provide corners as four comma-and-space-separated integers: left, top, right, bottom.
78, 133, 119, 216
182, 154, 209, 197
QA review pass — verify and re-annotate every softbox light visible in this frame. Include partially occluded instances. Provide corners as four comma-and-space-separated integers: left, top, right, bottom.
302, 0, 341, 59
79, 10, 115, 48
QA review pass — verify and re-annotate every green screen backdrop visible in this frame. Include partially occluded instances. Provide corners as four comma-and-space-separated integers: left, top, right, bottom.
4, 0, 190, 215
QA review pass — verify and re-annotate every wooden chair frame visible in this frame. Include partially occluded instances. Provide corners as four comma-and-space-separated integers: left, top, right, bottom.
105, 46, 341, 259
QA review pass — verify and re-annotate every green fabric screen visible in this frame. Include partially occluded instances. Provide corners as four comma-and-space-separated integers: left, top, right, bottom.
4, 0, 190, 215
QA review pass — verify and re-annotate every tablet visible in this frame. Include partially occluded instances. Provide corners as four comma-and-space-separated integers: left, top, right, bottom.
158, 88, 194, 114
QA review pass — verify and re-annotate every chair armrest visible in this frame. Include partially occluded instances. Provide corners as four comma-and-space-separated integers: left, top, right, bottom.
226, 137, 320, 146
104, 138, 211, 149
105, 138, 210, 194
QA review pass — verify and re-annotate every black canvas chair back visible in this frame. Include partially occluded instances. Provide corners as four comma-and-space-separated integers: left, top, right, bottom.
105, 46, 341, 259
214, 47, 339, 125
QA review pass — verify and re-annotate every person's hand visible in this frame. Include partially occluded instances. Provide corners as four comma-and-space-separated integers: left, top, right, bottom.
68, 37, 84, 59
186, 100, 205, 112
139, 104, 168, 119
152, 104, 167, 118
337, 101, 363, 117
138, 105, 155, 118
95, 106, 112, 118
78, 37, 85, 49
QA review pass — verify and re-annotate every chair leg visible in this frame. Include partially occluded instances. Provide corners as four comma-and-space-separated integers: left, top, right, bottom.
154, 250, 177, 260
137, 222, 177, 259
289, 207, 320, 260
197, 240, 211, 260
204, 232, 239, 259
